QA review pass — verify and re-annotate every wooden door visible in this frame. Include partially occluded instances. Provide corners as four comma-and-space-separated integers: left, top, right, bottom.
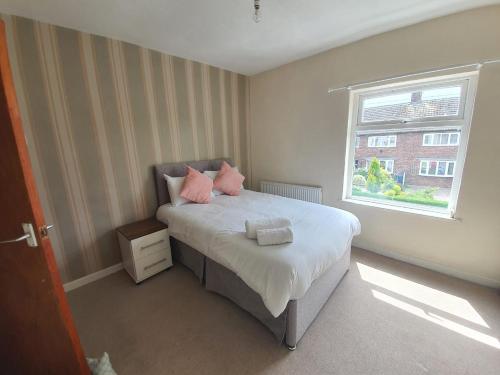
0, 21, 90, 375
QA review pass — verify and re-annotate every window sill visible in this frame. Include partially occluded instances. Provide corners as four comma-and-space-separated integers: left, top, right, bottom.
418, 175, 454, 178
341, 198, 457, 221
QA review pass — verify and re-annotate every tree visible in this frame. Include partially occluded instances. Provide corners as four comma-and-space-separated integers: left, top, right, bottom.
366, 157, 386, 193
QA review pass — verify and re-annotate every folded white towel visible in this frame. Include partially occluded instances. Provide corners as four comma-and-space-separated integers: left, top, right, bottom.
256, 226, 294, 246
245, 218, 292, 239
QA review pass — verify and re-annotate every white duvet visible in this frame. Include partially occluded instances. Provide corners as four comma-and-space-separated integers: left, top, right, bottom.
156, 190, 361, 317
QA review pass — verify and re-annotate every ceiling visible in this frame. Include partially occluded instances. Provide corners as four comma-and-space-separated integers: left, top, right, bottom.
1, 0, 498, 75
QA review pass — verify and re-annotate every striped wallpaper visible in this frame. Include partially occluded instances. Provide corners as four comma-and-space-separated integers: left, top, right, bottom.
4, 15, 250, 283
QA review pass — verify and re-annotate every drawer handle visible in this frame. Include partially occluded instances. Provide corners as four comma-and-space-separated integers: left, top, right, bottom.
140, 239, 164, 251
144, 258, 167, 271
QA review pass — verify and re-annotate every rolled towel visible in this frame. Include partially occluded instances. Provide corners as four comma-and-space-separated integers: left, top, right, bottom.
245, 218, 292, 239
256, 226, 294, 246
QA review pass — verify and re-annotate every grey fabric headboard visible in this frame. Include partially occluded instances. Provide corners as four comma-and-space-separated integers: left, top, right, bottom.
154, 158, 234, 206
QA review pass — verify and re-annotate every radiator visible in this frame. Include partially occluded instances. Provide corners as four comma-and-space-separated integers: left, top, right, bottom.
260, 181, 322, 204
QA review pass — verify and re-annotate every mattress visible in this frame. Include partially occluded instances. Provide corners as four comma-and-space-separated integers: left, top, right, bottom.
156, 190, 360, 317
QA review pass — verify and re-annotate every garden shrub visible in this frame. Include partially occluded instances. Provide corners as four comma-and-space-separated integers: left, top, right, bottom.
382, 180, 395, 192
415, 187, 438, 200
384, 189, 396, 197
367, 174, 380, 193
366, 158, 395, 193
367, 158, 383, 193
354, 168, 368, 179
352, 174, 367, 187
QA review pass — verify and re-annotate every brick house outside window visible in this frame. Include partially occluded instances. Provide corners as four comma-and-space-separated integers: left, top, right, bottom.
354, 129, 459, 189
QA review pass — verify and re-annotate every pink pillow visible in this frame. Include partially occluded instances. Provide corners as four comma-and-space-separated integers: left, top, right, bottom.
214, 161, 245, 196
180, 166, 213, 203
217, 161, 232, 176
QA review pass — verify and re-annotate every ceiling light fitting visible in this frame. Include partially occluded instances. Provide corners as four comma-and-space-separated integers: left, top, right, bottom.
253, 0, 262, 23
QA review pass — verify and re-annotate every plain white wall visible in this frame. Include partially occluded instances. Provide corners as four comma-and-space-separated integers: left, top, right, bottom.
249, 6, 500, 286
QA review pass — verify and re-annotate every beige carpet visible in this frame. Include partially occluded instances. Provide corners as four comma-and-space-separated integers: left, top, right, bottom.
68, 248, 500, 375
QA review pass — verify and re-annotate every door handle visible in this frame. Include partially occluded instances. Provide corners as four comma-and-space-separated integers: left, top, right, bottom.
40, 224, 54, 238
0, 233, 31, 244
0, 223, 38, 247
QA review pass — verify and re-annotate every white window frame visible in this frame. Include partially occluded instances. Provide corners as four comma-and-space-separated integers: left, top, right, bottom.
381, 159, 394, 174
355, 159, 367, 170
343, 71, 479, 218
422, 132, 460, 146
367, 158, 394, 173
419, 160, 455, 177
367, 135, 397, 148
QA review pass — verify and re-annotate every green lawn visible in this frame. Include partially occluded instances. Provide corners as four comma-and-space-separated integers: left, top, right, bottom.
352, 189, 449, 208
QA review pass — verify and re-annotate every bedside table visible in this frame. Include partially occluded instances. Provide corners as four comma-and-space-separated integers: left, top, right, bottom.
116, 218, 173, 283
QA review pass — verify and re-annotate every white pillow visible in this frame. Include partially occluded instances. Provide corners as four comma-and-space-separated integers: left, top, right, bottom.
203, 170, 223, 196
163, 174, 189, 206
204, 167, 244, 195
230, 167, 245, 190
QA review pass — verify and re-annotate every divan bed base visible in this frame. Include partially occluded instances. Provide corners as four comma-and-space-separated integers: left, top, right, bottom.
154, 158, 351, 349
170, 237, 351, 349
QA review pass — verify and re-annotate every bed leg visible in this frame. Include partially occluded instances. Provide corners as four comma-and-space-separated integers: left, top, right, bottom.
286, 344, 297, 351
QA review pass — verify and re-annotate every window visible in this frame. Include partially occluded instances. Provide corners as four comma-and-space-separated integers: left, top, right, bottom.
345, 72, 478, 217
423, 132, 460, 146
355, 159, 367, 170
379, 159, 394, 173
419, 160, 455, 177
355, 136, 360, 148
367, 135, 396, 147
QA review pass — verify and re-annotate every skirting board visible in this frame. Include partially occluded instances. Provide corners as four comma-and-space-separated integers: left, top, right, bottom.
63, 263, 123, 292
62, 247, 500, 292
355, 244, 500, 289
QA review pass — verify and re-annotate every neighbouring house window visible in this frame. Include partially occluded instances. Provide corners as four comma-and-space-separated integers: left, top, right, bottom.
423, 132, 460, 146
355, 159, 367, 170
419, 160, 455, 177
367, 135, 396, 147
344, 72, 478, 217
378, 159, 394, 173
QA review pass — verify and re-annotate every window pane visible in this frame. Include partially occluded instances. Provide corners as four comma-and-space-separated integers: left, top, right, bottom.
447, 162, 455, 175
420, 161, 427, 174
360, 84, 463, 123
352, 130, 461, 209
387, 160, 394, 173
437, 162, 447, 175
367, 135, 397, 148
428, 161, 437, 175
423, 132, 461, 147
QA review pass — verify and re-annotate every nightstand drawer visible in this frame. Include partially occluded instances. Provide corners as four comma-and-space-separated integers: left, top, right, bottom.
135, 250, 172, 282
131, 229, 169, 259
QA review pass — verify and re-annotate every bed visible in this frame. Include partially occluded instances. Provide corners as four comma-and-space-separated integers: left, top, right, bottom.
154, 159, 360, 350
